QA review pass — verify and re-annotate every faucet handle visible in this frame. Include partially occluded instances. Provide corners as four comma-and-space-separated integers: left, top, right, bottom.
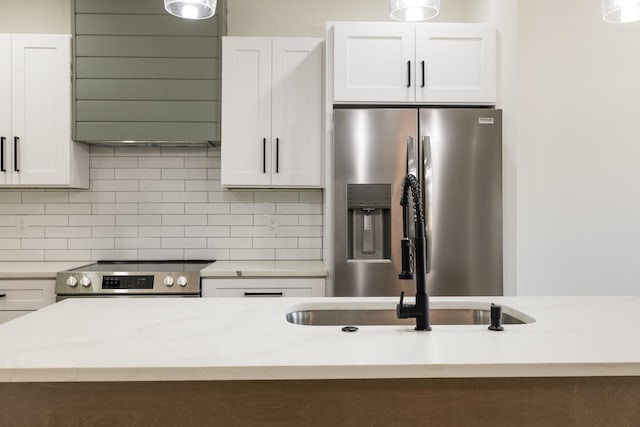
399, 291, 405, 305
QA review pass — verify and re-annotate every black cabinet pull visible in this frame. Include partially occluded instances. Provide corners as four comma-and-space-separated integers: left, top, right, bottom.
243, 291, 283, 297
275, 137, 279, 173
421, 61, 425, 88
0, 136, 5, 172
262, 138, 266, 173
407, 60, 411, 88
14, 136, 19, 172
0, 293, 6, 298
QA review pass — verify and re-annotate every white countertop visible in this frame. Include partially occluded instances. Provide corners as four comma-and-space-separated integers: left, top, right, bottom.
1, 296, 639, 382
200, 260, 327, 277
0, 261, 93, 279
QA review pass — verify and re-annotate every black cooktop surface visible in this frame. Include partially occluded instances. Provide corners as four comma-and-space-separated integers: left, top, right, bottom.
69, 260, 214, 273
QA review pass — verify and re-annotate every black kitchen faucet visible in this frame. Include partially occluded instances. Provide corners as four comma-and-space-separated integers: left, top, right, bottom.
396, 174, 431, 331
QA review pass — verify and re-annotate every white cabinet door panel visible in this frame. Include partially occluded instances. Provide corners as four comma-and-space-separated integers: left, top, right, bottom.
11, 35, 72, 186
271, 38, 323, 187
202, 278, 325, 297
333, 22, 415, 102
0, 35, 11, 186
415, 24, 495, 104
221, 38, 272, 186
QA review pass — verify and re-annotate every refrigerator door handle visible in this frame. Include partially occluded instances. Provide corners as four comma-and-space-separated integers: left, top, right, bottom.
421, 135, 433, 273
406, 136, 417, 178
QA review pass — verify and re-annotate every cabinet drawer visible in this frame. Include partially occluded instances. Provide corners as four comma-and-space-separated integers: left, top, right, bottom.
202, 278, 325, 298
0, 280, 55, 311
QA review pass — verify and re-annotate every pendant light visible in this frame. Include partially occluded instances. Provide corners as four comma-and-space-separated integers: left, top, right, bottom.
601, 0, 640, 23
389, 0, 440, 22
164, 0, 217, 19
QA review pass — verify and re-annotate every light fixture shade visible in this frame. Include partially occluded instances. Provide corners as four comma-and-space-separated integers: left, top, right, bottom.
389, 0, 440, 22
164, 0, 217, 19
601, 0, 640, 23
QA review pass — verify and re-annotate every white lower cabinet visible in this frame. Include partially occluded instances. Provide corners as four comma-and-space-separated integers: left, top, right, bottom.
0, 279, 56, 323
202, 278, 325, 298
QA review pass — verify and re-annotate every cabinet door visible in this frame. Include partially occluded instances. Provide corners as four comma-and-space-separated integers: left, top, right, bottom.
10, 35, 72, 185
333, 23, 415, 103
271, 38, 323, 187
202, 278, 325, 297
221, 37, 272, 186
0, 35, 11, 186
415, 24, 496, 104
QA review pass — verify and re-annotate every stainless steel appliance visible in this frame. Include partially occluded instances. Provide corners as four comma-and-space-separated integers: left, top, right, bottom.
333, 108, 502, 296
55, 260, 212, 301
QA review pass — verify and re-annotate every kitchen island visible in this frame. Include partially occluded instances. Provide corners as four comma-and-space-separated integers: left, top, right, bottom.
1, 296, 639, 425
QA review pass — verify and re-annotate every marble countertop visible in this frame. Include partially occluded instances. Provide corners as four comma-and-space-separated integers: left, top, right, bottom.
1, 295, 639, 382
200, 260, 327, 277
0, 262, 93, 279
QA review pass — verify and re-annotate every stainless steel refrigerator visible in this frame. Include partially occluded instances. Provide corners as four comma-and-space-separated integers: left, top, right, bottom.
333, 108, 502, 296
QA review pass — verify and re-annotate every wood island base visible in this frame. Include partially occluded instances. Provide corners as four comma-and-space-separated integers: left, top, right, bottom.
1, 376, 639, 426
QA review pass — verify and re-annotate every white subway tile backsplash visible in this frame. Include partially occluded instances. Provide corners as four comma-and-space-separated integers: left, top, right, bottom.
162, 169, 207, 180
161, 238, 206, 249
116, 215, 162, 226
69, 191, 116, 204
0, 250, 43, 261
92, 180, 139, 192
116, 169, 161, 180
70, 215, 114, 226
68, 238, 114, 250
139, 203, 184, 215
139, 180, 184, 192
163, 215, 206, 226
184, 203, 230, 214
162, 192, 208, 203
92, 203, 138, 215
139, 226, 184, 238
0, 146, 323, 261
116, 192, 162, 203
46, 203, 92, 215
115, 238, 160, 249
46, 227, 91, 238
22, 238, 67, 250
0, 238, 20, 249
138, 157, 184, 169
0, 192, 21, 203
92, 226, 138, 238
276, 249, 322, 260
185, 226, 229, 237
1, 204, 45, 214
45, 249, 92, 261
22, 192, 68, 203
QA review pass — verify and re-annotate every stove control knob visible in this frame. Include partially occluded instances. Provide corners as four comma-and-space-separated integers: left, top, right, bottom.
66, 276, 78, 287
79, 276, 92, 288
164, 276, 175, 287
177, 275, 188, 287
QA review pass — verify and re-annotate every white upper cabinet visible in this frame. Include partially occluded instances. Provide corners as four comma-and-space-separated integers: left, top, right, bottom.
332, 22, 496, 105
0, 34, 88, 188
221, 37, 323, 188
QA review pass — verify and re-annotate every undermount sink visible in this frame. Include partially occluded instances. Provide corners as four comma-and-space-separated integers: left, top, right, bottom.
285, 301, 535, 326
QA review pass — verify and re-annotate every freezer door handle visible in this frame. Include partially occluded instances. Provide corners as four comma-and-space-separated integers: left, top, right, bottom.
421, 135, 433, 273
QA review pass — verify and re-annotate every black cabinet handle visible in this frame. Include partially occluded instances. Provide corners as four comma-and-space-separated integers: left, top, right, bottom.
421, 61, 425, 88
14, 136, 19, 172
407, 60, 411, 88
0, 136, 5, 172
0, 293, 6, 298
262, 138, 266, 173
243, 292, 283, 297
275, 137, 279, 173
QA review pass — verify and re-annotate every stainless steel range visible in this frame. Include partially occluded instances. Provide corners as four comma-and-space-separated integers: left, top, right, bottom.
55, 260, 213, 301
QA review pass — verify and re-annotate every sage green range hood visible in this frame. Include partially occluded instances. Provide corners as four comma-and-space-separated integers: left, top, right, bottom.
71, 0, 226, 145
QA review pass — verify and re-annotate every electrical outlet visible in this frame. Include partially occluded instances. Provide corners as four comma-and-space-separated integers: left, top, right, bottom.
15, 216, 28, 236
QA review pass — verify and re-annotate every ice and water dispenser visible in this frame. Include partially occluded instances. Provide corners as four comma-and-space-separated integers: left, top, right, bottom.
346, 184, 392, 260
